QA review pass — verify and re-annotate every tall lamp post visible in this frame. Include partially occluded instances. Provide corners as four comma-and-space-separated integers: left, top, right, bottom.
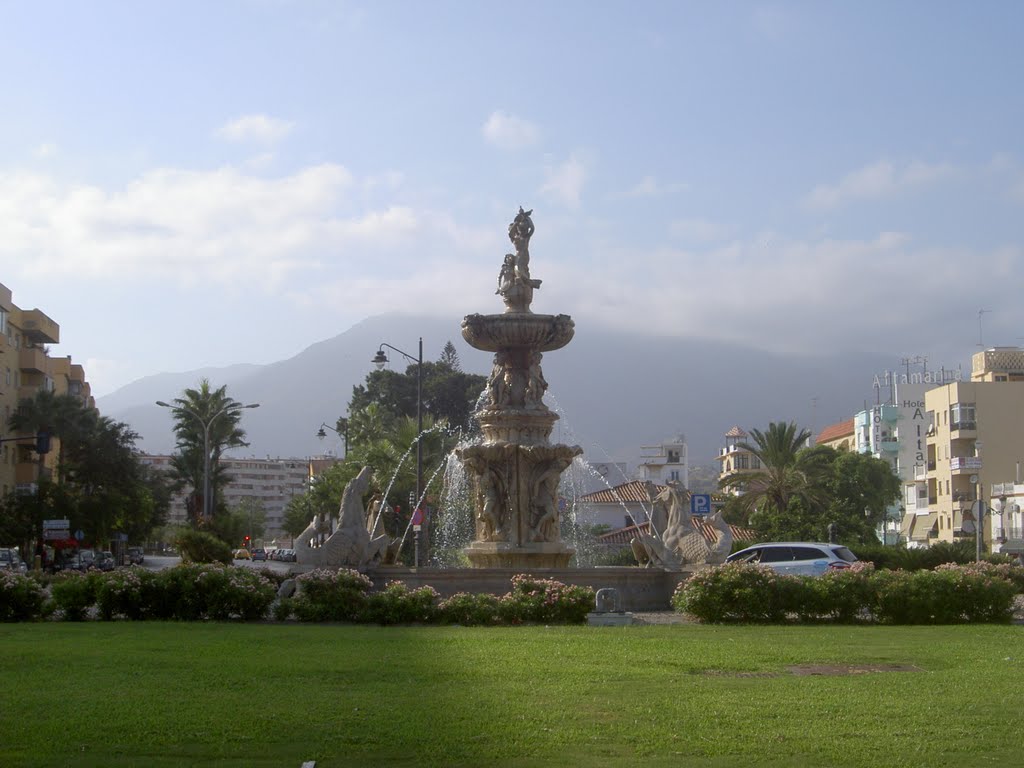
156, 400, 260, 523
372, 338, 423, 562
316, 420, 349, 458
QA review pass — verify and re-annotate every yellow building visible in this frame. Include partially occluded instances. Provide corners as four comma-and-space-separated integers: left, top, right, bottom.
717, 426, 762, 493
918, 347, 1024, 552
0, 281, 94, 497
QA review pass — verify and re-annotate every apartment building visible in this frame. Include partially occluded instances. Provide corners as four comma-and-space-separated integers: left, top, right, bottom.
138, 454, 341, 539
0, 282, 94, 497
637, 434, 688, 487
915, 348, 1024, 551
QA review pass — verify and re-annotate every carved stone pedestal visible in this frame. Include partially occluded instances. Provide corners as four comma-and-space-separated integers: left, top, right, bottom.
464, 541, 574, 569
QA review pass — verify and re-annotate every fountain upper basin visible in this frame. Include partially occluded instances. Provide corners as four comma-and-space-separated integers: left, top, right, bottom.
462, 312, 575, 352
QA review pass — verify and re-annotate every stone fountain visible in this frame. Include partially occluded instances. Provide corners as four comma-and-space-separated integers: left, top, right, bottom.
456, 208, 583, 568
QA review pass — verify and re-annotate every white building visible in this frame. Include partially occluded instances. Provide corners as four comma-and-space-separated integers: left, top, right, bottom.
637, 434, 688, 487
138, 454, 317, 538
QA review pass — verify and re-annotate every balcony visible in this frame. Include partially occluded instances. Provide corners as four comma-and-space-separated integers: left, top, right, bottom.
914, 465, 928, 481
949, 456, 982, 473
19, 347, 48, 373
880, 437, 900, 452
950, 421, 977, 438
880, 404, 900, 423
18, 309, 59, 344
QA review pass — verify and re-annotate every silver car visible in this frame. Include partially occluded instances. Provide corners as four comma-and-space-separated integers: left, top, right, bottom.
726, 542, 858, 576
0, 548, 28, 573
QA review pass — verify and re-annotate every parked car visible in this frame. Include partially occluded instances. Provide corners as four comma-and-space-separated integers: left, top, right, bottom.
0, 548, 28, 573
233, 548, 251, 560
127, 547, 144, 565
278, 548, 296, 563
725, 542, 858, 576
251, 548, 267, 562
95, 551, 115, 571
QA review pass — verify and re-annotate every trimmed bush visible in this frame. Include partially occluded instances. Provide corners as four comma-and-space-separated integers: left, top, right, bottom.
674, 562, 1018, 624
671, 563, 799, 623
176, 530, 233, 565
51, 571, 101, 621
0, 571, 48, 622
291, 568, 373, 622
437, 592, 502, 626
150, 563, 275, 621
96, 567, 160, 620
360, 583, 440, 625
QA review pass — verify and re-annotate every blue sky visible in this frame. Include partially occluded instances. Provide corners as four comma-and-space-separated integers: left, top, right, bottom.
2, 1, 1022, 396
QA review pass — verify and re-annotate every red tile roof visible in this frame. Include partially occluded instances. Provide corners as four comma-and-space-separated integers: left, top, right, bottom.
816, 418, 854, 445
581, 480, 662, 504
724, 426, 748, 438
599, 520, 757, 546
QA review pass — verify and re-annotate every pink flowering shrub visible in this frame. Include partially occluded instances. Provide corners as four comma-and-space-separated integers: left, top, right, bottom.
873, 566, 1016, 624
96, 566, 159, 620
937, 561, 1024, 594
672, 563, 801, 623
497, 575, 594, 625
152, 563, 276, 621
675, 561, 1016, 624
0, 570, 48, 622
290, 568, 373, 622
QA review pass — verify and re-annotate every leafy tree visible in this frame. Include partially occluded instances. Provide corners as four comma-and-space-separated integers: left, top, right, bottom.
165, 379, 251, 527
5, 391, 169, 549
347, 341, 486, 434
282, 494, 315, 539
720, 421, 831, 524
819, 448, 901, 544
742, 446, 900, 545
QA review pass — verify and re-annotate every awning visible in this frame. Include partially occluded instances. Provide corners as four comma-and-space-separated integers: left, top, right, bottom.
909, 512, 938, 542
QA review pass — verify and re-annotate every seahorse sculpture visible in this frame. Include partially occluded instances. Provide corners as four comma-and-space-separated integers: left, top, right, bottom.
631, 485, 731, 568
293, 466, 399, 568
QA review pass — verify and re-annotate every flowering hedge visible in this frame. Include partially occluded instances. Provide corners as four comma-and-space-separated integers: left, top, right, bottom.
277, 571, 594, 626
673, 562, 1019, 624
0, 571, 49, 622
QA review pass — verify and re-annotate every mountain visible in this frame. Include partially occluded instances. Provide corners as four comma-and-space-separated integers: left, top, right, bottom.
99, 313, 894, 468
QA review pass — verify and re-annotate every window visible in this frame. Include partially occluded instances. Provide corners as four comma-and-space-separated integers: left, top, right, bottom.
0, 308, 5, 334
950, 403, 976, 430
669, 470, 680, 482
751, 457, 761, 469
667, 450, 680, 464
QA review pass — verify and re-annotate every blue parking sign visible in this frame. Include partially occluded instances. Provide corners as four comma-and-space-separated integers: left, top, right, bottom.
691, 494, 711, 516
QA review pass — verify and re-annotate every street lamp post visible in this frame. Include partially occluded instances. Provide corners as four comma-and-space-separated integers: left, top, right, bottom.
157, 400, 260, 523
372, 337, 423, 565
316, 420, 349, 458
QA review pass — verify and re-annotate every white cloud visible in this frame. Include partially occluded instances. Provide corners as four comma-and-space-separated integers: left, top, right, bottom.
670, 217, 725, 242
34, 143, 57, 158
626, 176, 660, 198
806, 160, 954, 209
540, 155, 587, 208
217, 114, 295, 144
482, 111, 540, 150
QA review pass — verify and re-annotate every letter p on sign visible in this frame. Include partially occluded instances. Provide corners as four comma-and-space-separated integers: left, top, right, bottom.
691, 494, 711, 516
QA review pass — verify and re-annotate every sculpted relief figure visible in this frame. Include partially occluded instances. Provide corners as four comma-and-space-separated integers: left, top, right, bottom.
530, 466, 562, 542
465, 455, 507, 542
524, 350, 548, 408
487, 351, 510, 408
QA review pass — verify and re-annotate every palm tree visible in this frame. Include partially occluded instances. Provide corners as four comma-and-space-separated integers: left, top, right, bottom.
167, 379, 250, 525
720, 421, 831, 522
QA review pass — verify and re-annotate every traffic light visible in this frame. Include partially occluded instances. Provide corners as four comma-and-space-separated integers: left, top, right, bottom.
36, 431, 51, 455
243, 535, 250, 548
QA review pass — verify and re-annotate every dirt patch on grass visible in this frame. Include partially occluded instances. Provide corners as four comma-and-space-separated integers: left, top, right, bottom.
786, 663, 923, 676
696, 664, 923, 678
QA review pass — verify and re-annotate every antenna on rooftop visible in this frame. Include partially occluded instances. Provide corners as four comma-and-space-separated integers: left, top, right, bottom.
977, 309, 991, 347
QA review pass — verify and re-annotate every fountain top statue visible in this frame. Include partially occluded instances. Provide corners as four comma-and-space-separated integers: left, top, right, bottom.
496, 206, 542, 313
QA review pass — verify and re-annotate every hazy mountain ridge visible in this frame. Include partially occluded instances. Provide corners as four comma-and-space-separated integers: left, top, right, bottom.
99, 314, 898, 468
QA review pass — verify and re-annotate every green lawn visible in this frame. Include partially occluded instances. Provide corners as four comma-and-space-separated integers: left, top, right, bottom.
2, 623, 1022, 767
